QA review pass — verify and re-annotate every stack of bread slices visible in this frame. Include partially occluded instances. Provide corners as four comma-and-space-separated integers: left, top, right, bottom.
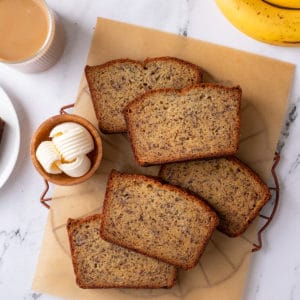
66, 57, 271, 289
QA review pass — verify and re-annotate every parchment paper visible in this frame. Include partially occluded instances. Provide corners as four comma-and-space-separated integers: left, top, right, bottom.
32, 18, 294, 300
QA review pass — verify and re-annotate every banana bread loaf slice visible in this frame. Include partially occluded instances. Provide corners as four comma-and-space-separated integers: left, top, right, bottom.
124, 83, 241, 166
159, 157, 271, 237
67, 214, 177, 289
100, 170, 219, 270
85, 57, 202, 133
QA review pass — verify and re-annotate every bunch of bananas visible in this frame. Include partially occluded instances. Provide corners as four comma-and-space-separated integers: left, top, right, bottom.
215, 0, 300, 46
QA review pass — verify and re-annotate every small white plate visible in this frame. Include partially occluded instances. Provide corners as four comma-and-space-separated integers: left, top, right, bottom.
0, 87, 20, 188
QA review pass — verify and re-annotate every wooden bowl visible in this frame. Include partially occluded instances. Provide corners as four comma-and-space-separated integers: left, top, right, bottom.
30, 114, 102, 185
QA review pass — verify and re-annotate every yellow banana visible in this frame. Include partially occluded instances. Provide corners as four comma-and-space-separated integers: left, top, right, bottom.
215, 0, 300, 46
264, 0, 300, 9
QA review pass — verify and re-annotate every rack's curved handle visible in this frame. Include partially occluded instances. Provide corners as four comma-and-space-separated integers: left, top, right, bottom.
252, 153, 280, 252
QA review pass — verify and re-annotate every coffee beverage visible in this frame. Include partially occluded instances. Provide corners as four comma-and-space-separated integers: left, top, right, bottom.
0, 0, 50, 62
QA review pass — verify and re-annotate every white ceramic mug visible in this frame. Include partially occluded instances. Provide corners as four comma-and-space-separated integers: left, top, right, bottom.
0, 0, 65, 73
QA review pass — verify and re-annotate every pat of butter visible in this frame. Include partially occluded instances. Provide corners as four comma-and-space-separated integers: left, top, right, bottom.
57, 155, 91, 177
36, 122, 94, 177
36, 141, 62, 174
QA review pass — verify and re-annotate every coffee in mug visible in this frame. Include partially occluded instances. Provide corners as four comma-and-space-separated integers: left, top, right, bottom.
0, 0, 64, 72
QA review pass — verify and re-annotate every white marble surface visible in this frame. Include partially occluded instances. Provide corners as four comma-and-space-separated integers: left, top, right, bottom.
0, 1, 299, 299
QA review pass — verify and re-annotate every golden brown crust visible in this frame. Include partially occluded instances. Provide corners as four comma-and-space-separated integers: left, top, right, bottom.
85, 57, 203, 133
124, 83, 241, 166
67, 214, 177, 288
100, 170, 219, 270
143, 56, 203, 83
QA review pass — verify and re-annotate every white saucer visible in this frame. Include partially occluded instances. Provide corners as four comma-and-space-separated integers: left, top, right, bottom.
0, 87, 20, 188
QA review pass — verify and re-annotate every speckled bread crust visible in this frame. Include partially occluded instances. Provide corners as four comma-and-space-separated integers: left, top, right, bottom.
0, 118, 5, 144
100, 170, 219, 270
85, 57, 203, 133
159, 156, 271, 237
124, 83, 241, 166
67, 214, 177, 289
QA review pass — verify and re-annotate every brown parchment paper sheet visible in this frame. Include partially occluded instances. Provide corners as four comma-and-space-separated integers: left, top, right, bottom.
32, 18, 294, 300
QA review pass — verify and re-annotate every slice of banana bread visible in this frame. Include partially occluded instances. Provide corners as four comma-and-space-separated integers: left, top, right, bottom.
100, 170, 219, 270
85, 57, 202, 133
124, 83, 241, 166
159, 157, 271, 237
67, 214, 177, 289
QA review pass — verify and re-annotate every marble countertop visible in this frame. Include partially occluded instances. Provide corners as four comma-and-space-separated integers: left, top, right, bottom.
0, 1, 299, 299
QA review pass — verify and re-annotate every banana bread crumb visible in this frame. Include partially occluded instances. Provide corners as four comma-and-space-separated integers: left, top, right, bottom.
100, 170, 219, 270
67, 214, 177, 288
159, 157, 271, 237
85, 57, 202, 133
